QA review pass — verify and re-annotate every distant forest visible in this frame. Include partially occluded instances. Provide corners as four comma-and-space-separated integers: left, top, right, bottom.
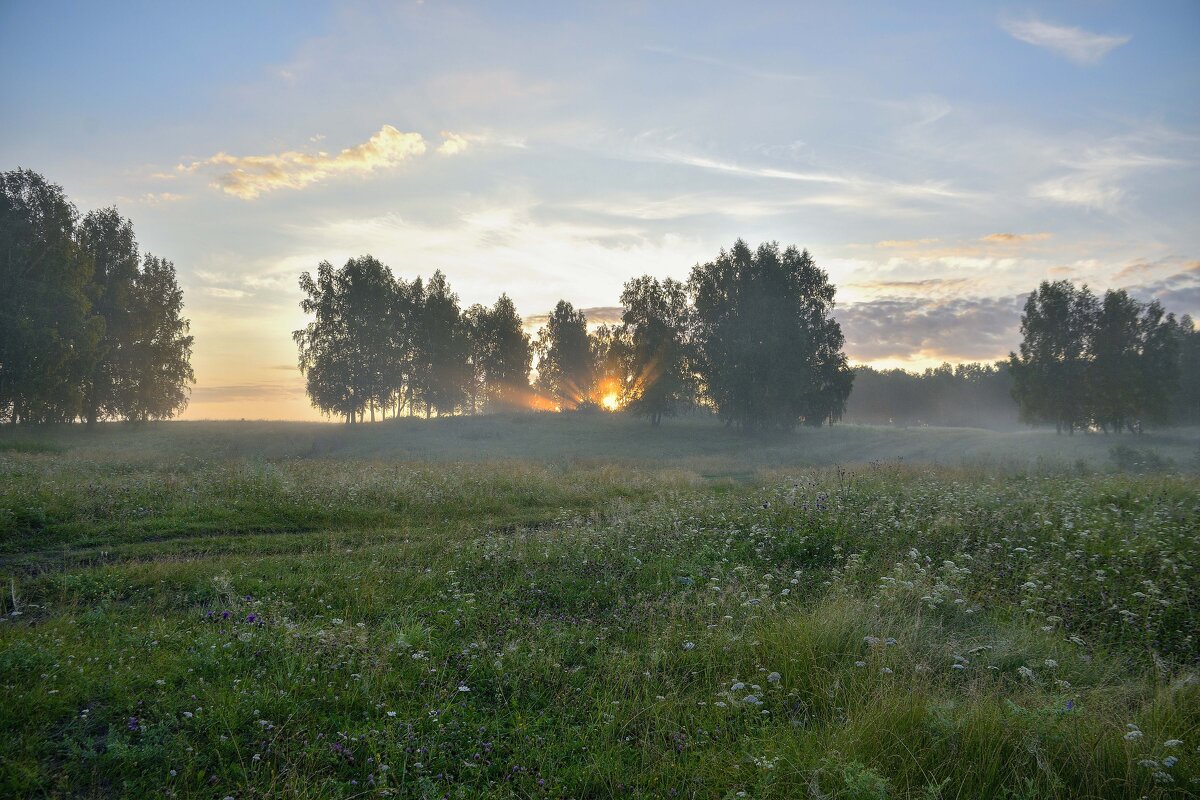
4, 168, 1199, 431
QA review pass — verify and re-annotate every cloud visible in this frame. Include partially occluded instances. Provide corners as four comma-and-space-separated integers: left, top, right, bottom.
126, 191, 186, 205
877, 238, 940, 248
1030, 142, 1178, 210
189, 382, 305, 403
1001, 18, 1130, 65
981, 232, 1052, 243
180, 125, 428, 199
837, 294, 1026, 362
523, 306, 625, 330
203, 287, 250, 299
847, 278, 974, 296
1124, 264, 1200, 317
437, 131, 472, 155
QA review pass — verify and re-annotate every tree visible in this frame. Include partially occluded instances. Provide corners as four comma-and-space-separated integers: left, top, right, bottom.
294, 256, 396, 423
466, 293, 533, 412
120, 254, 195, 420
688, 239, 852, 431
0, 168, 97, 423
1089, 290, 1144, 433
1170, 316, 1200, 426
76, 209, 193, 423
413, 270, 471, 417
618, 275, 693, 425
77, 208, 140, 424
535, 300, 593, 409
589, 323, 628, 411
1132, 300, 1181, 429
1009, 281, 1096, 434
844, 362, 1017, 429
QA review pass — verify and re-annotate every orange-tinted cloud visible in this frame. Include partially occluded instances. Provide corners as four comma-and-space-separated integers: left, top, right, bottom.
981, 232, 1052, 243
180, 125, 429, 199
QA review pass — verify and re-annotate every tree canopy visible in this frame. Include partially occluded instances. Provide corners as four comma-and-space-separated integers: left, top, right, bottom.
689, 240, 852, 431
0, 169, 193, 424
1009, 280, 1181, 433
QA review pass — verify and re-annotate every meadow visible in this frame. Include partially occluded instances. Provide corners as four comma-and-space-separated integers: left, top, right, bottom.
1, 415, 1198, 798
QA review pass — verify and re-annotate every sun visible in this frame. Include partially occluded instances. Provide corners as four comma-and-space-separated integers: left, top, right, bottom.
601, 393, 620, 411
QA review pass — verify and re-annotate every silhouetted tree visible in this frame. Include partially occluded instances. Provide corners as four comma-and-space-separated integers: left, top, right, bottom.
414, 270, 470, 417
77, 209, 193, 423
689, 239, 852, 431
465, 293, 532, 412
1011, 282, 1182, 433
845, 362, 1017, 429
535, 301, 592, 409
1, 169, 191, 424
121, 254, 194, 421
1131, 299, 1181, 429
1170, 316, 1200, 426
1009, 281, 1096, 434
294, 256, 396, 423
0, 169, 97, 423
618, 275, 694, 425
77, 208, 140, 424
589, 323, 628, 410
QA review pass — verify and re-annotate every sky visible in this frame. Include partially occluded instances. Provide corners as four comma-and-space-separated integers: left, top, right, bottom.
2, 0, 1198, 420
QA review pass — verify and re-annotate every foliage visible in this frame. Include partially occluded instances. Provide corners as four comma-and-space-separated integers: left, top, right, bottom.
846, 362, 1016, 429
618, 275, 695, 426
689, 239, 853, 431
0, 170, 192, 424
294, 257, 398, 423
1010, 281, 1181, 434
534, 300, 593, 409
0, 169, 98, 423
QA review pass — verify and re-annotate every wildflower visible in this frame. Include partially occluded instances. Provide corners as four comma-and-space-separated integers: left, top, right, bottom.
1163, 756, 1178, 768
1044, 659, 1058, 669
767, 672, 781, 684
742, 695, 762, 706
854, 661, 866, 668
683, 641, 695, 651
730, 682, 745, 691
1164, 739, 1183, 748
1017, 666, 1035, 681
386, 711, 397, 717
458, 685, 471, 692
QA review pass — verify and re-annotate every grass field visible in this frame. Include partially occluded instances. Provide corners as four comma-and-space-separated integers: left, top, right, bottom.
1, 416, 1198, 798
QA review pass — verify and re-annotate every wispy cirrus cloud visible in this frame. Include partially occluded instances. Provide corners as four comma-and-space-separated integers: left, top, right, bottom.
1001, 18, 1130, 65
981, 232, 1052, 243
1031, 141, 1179, 210
178, 126, 482, 199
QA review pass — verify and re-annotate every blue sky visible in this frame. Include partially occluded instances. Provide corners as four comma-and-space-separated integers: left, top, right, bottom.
3, 1, 1198, 419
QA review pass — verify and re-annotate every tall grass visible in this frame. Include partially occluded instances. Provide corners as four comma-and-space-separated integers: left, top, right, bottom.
0, 419, 1197, 798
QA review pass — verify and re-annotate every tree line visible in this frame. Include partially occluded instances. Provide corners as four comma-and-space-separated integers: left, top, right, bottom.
846, 294, 1199, 433
295, 239, 854, 430
1008, 280, 1192, 434
5, 167, 1196, 433
845, 362, 1018, 429
1, 169, 194, 425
